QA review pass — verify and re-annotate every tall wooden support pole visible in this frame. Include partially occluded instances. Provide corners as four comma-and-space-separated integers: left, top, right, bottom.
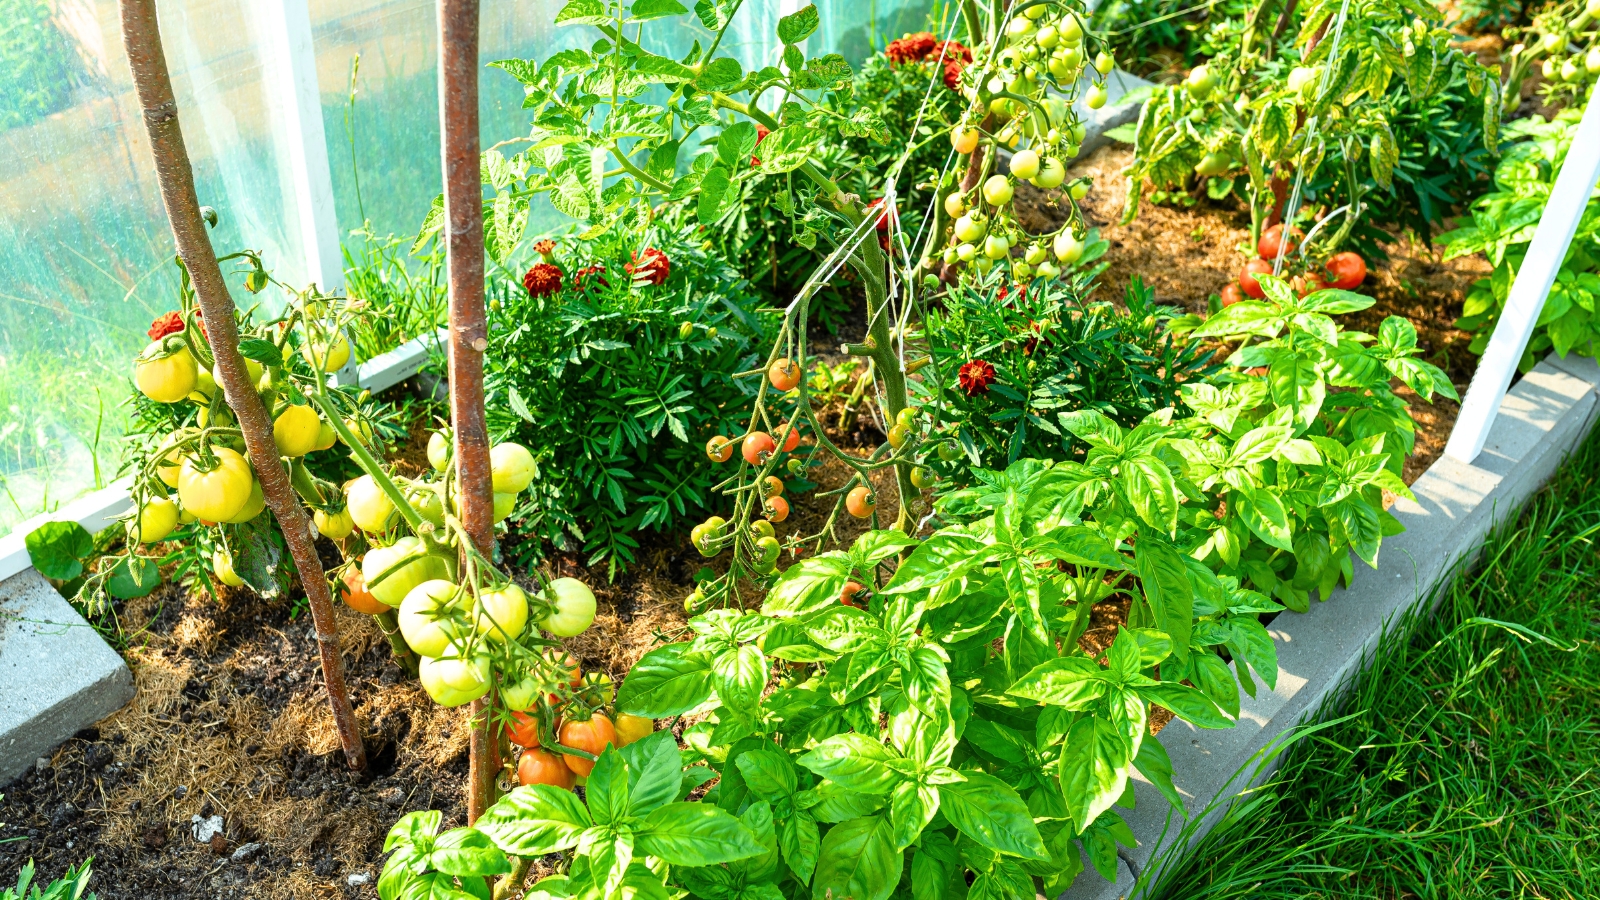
438, 0, 498, 822
120, 0, 365, 770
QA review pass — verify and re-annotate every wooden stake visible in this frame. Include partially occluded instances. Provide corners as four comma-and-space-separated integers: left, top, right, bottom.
119, 0, 365, 769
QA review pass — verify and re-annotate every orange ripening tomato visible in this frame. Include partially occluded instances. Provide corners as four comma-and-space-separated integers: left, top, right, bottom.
1220, 282, 1245, 307
614, 714, 654, 747
840, 580, 864, 607
339, 569, 390, 614
505, 709, 541, 748
764, 495, 790, 523
742, 432, 776, 465
761, 476, 785, 498
846, 485, 876, 518
560, 715, 617, 777
706, 435, 733, 463
518, 748, 576, 789
780, 423, 802, 453
768, 358, 801, 391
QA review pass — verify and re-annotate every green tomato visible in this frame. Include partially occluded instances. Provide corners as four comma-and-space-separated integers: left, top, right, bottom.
540, 577, 598, 637
1069, 181, 1089, 201
1085, 84, 1107, 109
346, 474, 397, 533
363, 536, 451, 608
937, 441, 962, 461
490, 442, 537, 493
1024, 244, 1049, 266
1036, 260, 1062, 280
910, 466, 936, 489
956, 242, 978, 262
1010, 149, 1041, 180
1094, 51, 1114, 75
982, 175, 1014, 207
753, 536, 781, 574
954, 213, 988, 242
408, 481, 446, 526
500, 675, 540, 712
1053, 230, 1084, 263
984, 234, 1011, 260
128, 496, 179, 545
1058, 14, 1083, 43
419, 654, 491, 707
1195, 153, 1232, 177
427, 431, 451, 471
313, 507, 355, 541
475, 583, 530, 643
1035, 24, 1058, 49
212, 549, 244, 587
750, 519, 776, 541
1032, 157, 1066, 189
398, 578, 470, 658
493, 491, 517, 523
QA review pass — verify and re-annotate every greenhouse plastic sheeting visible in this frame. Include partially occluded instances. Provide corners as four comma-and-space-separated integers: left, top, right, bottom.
0, 0, 929, 541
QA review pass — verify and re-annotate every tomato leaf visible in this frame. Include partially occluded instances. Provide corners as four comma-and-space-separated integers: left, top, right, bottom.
776, 3, 818, 44
617, 643, 716, 717
26, 521, 92, 581
237, 338, 283, 368
634, 802, 764, 865
937, 772, 1049, 860
475, 785, 592, 856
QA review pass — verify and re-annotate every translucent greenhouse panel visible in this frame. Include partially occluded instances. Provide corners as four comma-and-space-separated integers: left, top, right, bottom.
0, 0, 321, 539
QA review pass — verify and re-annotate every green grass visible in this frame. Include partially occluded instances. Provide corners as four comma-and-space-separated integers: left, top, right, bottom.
1149, 431, 1600, 900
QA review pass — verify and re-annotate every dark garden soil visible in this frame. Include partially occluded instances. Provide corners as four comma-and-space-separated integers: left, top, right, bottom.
0, 140, 1494, 896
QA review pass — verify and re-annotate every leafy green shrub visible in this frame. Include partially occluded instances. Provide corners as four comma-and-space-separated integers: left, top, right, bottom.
0, 0, 91, 131
918, 257, 1219, 471
1098, 0, 1254, 75
485, 225, 777, 576
342, 227, 447, 362
1444, 109, 1600, 371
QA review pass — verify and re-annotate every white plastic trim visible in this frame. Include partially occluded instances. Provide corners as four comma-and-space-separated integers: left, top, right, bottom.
1445, 81, 1600, 464
0, 329, 446, 581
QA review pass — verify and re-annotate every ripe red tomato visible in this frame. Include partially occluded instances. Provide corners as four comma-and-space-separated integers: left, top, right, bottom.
1220, 282, 1245, 307
779, 423, 801, 453
560, 715, 617, 776
1239, 258, 1273, 299
846, 486, 876, 518
706, 435, 733, 463
518, 748, 576, 789
1324, 251, 1367, 290
840, 581, 864, 607
1257, 224, 1302, 260
743, 432, 776, 465
1292, 272, 1328, 297
768, 358, 801, 391
764, 495, 790, 523
506, 709, 541, 748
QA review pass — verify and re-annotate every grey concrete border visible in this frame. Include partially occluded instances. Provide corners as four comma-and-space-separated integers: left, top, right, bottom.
1063, 351, 1600, 899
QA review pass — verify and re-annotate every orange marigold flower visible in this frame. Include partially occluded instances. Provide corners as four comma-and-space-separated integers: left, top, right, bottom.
573, 263, 609, 289
148, 311, 185, 341
958, 359, 996, 396
626, 247, 671, 286
532, 239, 556, 260
885, 32, 938, 65
523, 262, 563, 298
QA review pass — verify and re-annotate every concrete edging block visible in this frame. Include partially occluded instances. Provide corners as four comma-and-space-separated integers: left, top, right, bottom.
1061, 352, 1600, 899
1, 568, 134, 786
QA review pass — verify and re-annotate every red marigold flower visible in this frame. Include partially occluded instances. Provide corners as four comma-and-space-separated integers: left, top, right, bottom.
148, 311, 184, 341
523, 262, 563, 298
885, 32, 938, 65
934, 41, 973, 92
958, 359, 996, 396
532, 239, 556, 260
751, 125, 771, 167
626, 247, 671, 286
573, 263, 609, 289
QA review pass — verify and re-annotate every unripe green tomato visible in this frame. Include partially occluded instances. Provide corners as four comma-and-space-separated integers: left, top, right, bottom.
1562, 56, 1583, 81
1011, 149, 1041, 179
1013, 261, 1034, 279
490, 442, 536, 493
937, 441, 962, 461
1589, 0, 1600, 16
1036, 260, 1062, 279
346, 474, 396, 533
427, 431, 451, 471
1195, 153, 1232, 176
753, 536, 781, 574
944, 192, 966, 218
910, 466, 935, 489
895, 408, 918, 430
1070, 121, 1087, 144
474, 583, 530, 643
1543, 57, 1559, 79
135, 343, 198, 404
128, 496, 179, 545
1085, 84, 1107, 109
957, 242, 978, 262
983, 175, 1014, 206
1035, 24, 1058, 49
1540, 31, 1563, 52
973, 255, 995, 272
419, 655, 491, 707
1025, 244, 1048, 265
1054, 230, 1084, 263
1007, 16, 1035, 39
540, 577, 597, 636
943, 246, 961, 266
410, 482, 445, 525
954, 213, 988, 242
684, 588, 705, 614
750, 518, 776, 541
1058, 44, 1084, 69
398, 578, 470, 657
887, 423, 912, 449
1286, 65, 1319, 94
1589, 45, 1600, 73
363, 536, 452, 608
1032, 157, 1067, 188
922, 273, 941, 292
493, 491, 517, 523
1058, 14, 1083, 42
1069, 181, 1090, 201
1047, 55, 1073, 80
212, 549, 244, 587
984, 234, 1012, 260
1025, 3, 1045, 18
313, 507, 355, 541
500, 675, 540, 712
1094, 51, 1114, 74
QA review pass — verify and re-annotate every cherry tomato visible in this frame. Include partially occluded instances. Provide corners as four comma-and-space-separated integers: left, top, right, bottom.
846, 485, 876, 518
1220, 282, 1246, 307
742, 432, 776, 465
505, 709, 541, 748
339, 568, 389, 615
910, 466, 935, 489
518, 748, 576, 789
761, 476, 785, 498
753, 536, 781, 574
134, 343, 197, 404
490, 442, 537, 494
1324, 251, 1367, 290
951, 128, 980, 154
560, 715, 617, 776
779, 424, 802, 453
707, 435, 734, 463
1238, 258, 1273, 299
177, 448, 254, 522
764, 495, 790, 523
894, 408, 918, 430
614, 714, 654, 747
1257, 224, 1302, 260
768, 358, 801, 391
272, 405, 321, 457
346, 475, 397, 533
887, 424, 911, 450
426, 431, 451, 471
540, 577, 597, 637
1292, 272, 1328, 297
840, 581, 864, 607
